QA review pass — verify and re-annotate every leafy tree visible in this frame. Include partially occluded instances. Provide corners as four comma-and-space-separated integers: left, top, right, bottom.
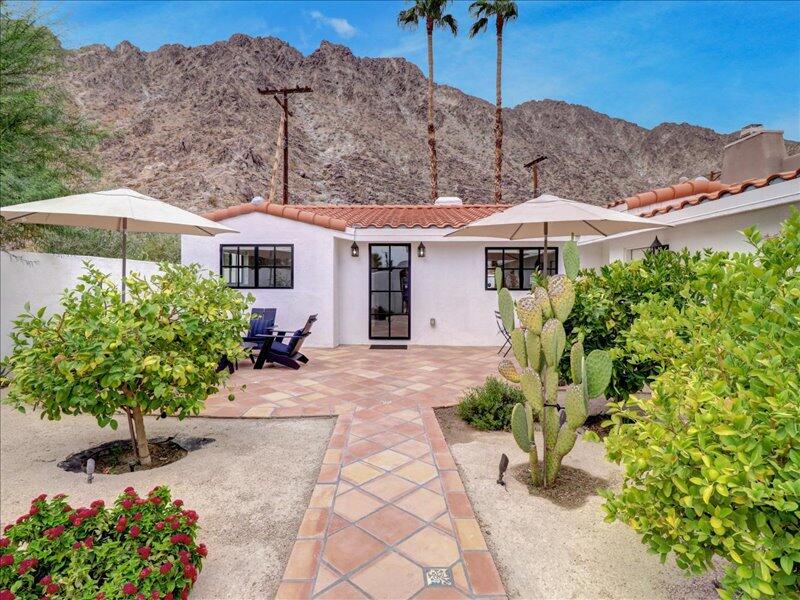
561, 249, 704, 398
0, 3, 101, 242
5, 263, 252, 467
397, 0, 457, 203
468, 0, 518, 203
602, 210, 800, 599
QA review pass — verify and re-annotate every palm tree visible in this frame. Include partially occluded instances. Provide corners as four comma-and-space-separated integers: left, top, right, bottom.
398, 0, 457, 203
469, 0, 518, 203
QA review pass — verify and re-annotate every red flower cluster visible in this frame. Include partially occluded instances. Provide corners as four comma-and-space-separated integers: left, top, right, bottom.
16, 557, 38, 575
170, 533, 191, 545
43, 526, 65, 541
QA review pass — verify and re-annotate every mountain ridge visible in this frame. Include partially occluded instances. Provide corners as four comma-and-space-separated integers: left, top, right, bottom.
59, 34, 785, 212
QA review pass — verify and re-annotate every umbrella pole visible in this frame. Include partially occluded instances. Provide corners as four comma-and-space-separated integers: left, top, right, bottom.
120, 218, 139, 461
541, 222, 549, 486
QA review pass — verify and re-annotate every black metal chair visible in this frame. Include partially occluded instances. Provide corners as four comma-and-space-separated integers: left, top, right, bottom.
253, 314, 318, 370
495, 310, 512, 357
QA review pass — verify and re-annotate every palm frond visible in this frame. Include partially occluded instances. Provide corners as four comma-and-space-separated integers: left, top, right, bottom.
469, 16, 489, 38
437, 13, 458, 35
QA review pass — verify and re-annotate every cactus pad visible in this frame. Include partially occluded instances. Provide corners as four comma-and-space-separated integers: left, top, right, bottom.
585, 349, 612, 398
547, 275, 575, 322
563, 240, 580, 281
520, 368, 543, 413
544, 367, 558, 404
525, 330, 540, 371
498, 288, 515, 333
515, 295, 542, 333
498, 359, 520, 383
532, 286, 553, 319
511, 403, 531, 453
554, 426, 578, 458
564, 384, 588, 429
494, 266, 503, 292
543, 405, 559, 449
541, 319, 566, 367
510, 328, 527, 367
570, 339, 584, 384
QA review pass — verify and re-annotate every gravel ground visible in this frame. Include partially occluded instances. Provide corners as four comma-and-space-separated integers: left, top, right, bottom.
437, 408, 723, 600
0, 405, 333, 600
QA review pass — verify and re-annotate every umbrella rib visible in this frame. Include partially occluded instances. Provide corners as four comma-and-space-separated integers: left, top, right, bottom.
583, 220, 607, 236
509, 223, 524, 240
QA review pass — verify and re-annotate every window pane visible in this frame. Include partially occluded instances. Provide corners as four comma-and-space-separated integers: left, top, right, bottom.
371, 269, 390, 291
274, 246, 292, 266
239, 246, 256, 267
222, 247, 237, 266
371, 246, 391, 269
257, 247, 273, 267
258, 268, 274, 288
503, 250, 520, 271
274, 268, 292, 288
486, 249, 503, 269
222, 267, 236, 286
389, 292, 406, 314
239, 267, 256, 287
486, 269, 496, 289
522, 269, 535, 290
522, 249, 540, 268
503, 269, 520, 290
371, 292, 390, 314
370, 316, 390, 338
390, 245, 409, 268
390, 315, 409, 338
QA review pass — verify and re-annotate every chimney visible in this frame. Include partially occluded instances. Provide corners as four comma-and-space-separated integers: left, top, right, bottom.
721, 125, 800, 183
434, 196, 463, 206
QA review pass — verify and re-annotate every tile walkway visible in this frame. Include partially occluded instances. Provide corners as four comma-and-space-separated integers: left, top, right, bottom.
202, 346, 506, 599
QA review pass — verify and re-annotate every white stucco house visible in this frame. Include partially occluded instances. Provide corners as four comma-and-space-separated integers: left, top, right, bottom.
181, 125, 799, 349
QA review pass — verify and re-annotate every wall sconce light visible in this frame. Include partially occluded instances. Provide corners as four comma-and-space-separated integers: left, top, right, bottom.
649, 236, 669, 254
350, 241, 359, 257
417, 242, 426, 258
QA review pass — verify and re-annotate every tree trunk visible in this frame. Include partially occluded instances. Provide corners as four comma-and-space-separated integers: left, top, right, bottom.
426, 19, 438, 203
494, 17, 504, 204
131, 406, 152, 467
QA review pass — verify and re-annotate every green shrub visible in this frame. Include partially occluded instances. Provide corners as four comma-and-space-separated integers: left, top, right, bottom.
601, 210, 800, 599
1, 486, 205, 599
561, 248, 704, 399
457, 376, 524, 430
5, 263, 252, 467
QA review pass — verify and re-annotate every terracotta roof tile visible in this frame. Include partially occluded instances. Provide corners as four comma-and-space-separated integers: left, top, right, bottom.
604, 169, 800, 217
203, 202, 512, 230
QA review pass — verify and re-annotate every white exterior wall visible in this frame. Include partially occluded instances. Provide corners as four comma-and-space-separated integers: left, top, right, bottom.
1, 252, 160, 358
336, 237, 564, 347
181, 213, 338, 348
580, 201, 798, 270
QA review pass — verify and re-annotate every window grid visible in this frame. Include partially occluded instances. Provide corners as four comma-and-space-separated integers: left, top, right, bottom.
220, 244, 294, 289
485, 247, 559, 291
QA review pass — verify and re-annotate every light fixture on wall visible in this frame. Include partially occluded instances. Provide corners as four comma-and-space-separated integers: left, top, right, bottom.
649, 236, 669, 253
417, 242, 426, 258
350, 241, 359, 257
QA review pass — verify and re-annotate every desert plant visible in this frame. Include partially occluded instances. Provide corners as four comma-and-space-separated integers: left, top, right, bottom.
5, 263, 251, 467
0, 486, 206, 599
602, 211, 800, 599
561, 248, 704, 399
457, 376, 525, 430
496, 241, 612, 486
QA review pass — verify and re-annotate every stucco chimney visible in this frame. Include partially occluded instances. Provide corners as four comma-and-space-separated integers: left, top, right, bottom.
721, 125, 799, 183
434, 196, 463, 206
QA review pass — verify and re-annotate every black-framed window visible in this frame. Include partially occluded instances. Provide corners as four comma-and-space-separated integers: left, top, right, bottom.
220, 244, 294, 289
485, 247, 558, 290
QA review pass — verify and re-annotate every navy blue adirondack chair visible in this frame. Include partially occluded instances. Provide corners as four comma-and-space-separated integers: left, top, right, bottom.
218, 308, 278, 374
253, 314, 317, 370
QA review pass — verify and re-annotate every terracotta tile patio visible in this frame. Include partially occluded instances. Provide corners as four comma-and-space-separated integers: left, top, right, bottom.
202, 346, 506, 599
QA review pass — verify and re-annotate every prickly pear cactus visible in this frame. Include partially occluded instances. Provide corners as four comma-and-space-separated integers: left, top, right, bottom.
496, 238, 613, 487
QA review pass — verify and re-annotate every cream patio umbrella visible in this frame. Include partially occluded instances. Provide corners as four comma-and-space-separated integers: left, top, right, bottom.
0, 188, 237, 299
446, 193, 668, 270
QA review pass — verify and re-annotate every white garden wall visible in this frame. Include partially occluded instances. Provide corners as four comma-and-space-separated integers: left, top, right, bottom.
1, 252, 161, 358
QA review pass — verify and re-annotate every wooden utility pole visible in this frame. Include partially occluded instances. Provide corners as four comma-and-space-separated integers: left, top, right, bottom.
257, 85, 312, 205
524, 156, 548, 198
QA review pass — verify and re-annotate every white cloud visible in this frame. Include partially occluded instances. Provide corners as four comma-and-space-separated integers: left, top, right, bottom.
309, 10, 357, 39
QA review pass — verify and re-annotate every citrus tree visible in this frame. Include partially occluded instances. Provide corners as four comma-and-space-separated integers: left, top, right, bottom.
602, 210, 800, 598
5, 263, 252, 466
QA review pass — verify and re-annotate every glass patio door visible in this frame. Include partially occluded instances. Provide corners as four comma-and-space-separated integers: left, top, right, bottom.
369, 244, 410, 340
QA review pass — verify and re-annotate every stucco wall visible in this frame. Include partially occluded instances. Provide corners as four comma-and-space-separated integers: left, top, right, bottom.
180, 212, 338, 348
1, 252, 160, 358
336, 238, 565, 347
580, 202, 797, 269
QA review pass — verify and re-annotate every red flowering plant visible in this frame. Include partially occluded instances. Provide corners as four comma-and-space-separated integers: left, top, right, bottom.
0, 487, 206, 599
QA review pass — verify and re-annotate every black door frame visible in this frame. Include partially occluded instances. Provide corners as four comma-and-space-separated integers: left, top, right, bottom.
368, 243, 411, 340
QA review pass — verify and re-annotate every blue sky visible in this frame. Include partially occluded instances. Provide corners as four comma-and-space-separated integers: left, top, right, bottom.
34, 0, 800, 138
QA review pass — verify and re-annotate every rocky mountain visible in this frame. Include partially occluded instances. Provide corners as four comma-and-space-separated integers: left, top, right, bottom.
60, 35, 759, 211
